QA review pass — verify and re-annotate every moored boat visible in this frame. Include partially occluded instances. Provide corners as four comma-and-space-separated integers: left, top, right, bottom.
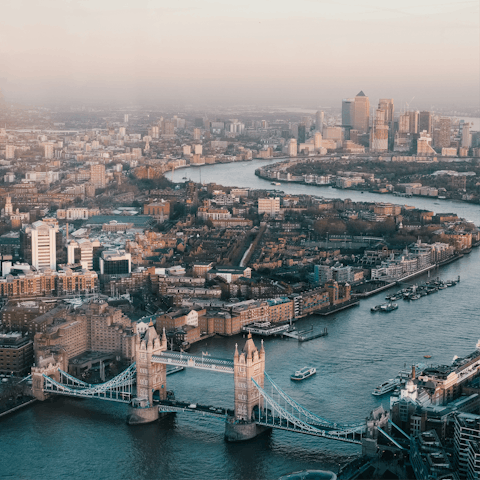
380, 302, 398, 312
372, 379, 398, 395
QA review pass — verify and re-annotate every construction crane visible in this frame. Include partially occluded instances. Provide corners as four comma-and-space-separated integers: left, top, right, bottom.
405, 96, 415, 114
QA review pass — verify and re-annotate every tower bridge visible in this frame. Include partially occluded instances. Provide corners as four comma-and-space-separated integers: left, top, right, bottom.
30, 322, 377, 446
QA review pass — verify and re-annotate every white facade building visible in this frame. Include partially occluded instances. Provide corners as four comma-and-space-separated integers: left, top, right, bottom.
258, 197, 280, 216
29, 221, 58, 270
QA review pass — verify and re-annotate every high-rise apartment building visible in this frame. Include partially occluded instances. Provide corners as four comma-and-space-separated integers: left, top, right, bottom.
163, 121, 175, 136
5, 144, 15, 159
418, 111, 433, 134
44, 143, 54, 159
353, 91, 370, 134
434, 117, 451, 149
151, 126, 159, 138
193, 128, 201, 141
29, 220, 58, 270
258, 197, 280, 216
124, 114, 129, 123
462, 123, 471, 148
288, 139, 297, 157
90, 164, 106, 187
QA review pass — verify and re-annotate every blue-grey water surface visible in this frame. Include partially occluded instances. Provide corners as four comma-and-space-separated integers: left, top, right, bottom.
2, 159, 480, 479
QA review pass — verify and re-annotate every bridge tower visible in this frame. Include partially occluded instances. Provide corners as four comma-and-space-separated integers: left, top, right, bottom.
127, 322, 168, 425
225, 333, 270, 441
31, 361, 62, 401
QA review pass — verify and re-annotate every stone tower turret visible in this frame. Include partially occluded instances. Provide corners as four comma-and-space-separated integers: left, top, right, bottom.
233, 333, 265, 421
135, 322, 168, 405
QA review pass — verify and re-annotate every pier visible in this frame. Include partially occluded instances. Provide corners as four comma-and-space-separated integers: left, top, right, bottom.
283, 326, 328, 342
241, 321, 290, 337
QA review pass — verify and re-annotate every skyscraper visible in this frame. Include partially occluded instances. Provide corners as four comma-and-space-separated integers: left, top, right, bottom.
418, 111, 433, 135
298, 124, 306, 144
378, 99, 394, 125
353, 91, 370, 134
315, 111, 324, 133
370, 109, 389, 152
408, 111, 419, 134
462, 123, 471, 148
342, 99, 355, 127
398, 114, 410, 134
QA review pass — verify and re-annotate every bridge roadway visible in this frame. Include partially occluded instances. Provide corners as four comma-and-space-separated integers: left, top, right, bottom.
156, 399, 233, 419
155, 399, 362, 444
252, 411, 363, 444
151, 351, 234, 374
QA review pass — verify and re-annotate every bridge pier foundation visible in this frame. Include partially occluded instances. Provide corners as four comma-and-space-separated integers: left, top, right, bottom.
224, 419, 271, 442
361, 438, 378, 457
126, 400, 159, 425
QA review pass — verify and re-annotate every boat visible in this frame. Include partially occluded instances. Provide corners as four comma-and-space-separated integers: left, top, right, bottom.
380, 303, 398, 312
291, 366, 316, 381
424, 355, 432, 359
371, 305, 381, 312
271, 182, 281, 186
410, 295, 421, 300
372, 379, 398, 396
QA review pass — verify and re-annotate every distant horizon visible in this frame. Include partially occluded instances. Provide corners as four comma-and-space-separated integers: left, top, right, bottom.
1, 0, 478, 109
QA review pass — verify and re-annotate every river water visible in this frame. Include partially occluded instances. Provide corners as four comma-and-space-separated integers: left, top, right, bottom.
2, 160, 480, 480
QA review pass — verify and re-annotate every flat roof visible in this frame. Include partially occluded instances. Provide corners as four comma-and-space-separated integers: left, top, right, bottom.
83, 215, 153, 227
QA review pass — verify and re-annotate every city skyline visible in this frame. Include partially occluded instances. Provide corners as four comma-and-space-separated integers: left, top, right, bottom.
0, 0, 479, 107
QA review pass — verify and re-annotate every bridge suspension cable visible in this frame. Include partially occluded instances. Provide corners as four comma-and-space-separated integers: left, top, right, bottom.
252, 376, 364, 444
42, 363, 136, 403
264, 372, 365, 431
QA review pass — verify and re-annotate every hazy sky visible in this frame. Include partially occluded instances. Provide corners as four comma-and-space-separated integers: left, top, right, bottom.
1, 0, 479, 107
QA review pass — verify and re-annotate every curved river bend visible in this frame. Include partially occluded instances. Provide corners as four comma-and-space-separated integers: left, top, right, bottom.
2, 159, 480, 480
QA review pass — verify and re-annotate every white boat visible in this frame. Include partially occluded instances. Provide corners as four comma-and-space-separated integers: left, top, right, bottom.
291, 366, 316, 381
380, 302, 398, 312
372, 379, 398, 395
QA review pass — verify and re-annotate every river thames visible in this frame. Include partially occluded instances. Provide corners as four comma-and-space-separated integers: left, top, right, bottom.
2, 159, 480, 479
